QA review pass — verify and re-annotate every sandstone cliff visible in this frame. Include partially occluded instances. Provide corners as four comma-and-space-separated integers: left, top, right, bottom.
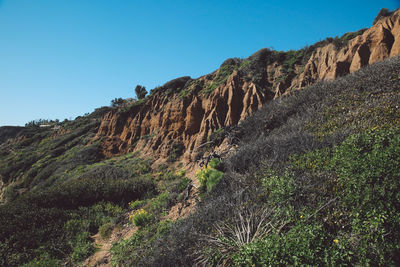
96, 9, 400, 161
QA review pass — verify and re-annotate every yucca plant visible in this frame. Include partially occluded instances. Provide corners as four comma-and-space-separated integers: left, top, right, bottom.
196, 206, 281, 266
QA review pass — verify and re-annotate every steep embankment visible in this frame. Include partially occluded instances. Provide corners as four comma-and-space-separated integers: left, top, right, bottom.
96, 9, 400, 161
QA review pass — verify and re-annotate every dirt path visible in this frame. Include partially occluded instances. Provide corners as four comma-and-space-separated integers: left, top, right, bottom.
82, 213, 137, 267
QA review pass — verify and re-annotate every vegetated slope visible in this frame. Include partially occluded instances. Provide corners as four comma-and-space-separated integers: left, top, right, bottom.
113, 56, 400, 266
96, 9, 400, 162
0, 8, 399, 267
0, 105, 191, 266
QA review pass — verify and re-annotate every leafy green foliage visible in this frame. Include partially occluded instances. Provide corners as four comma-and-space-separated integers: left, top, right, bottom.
197, 158, 224, 193
99, 222, 115, 240
129, 199, 146, 210
232, 223, 353, 266
70, 231, 94, 262
111, 219, 173, 266
130, 209, 153, 228
328, 129, 400, 265
21, 253, 60, 267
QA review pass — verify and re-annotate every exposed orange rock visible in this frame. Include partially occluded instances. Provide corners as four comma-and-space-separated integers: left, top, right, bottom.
297, 9, 399, 89
95, 9, 400, 160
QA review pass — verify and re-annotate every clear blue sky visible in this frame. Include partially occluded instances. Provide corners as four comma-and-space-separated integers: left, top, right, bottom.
0, 0, 399, 126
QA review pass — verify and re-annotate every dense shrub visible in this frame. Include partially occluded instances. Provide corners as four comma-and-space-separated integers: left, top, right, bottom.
21, 253, 60, 267
197, 158, 224, 193
99, 222, 114, 240
111, 220, 173, 266
130, 209, 152, 228
0, 203, 69, 266
328, 128, 400, 265
25, 176, 156, 209
231, 223, 351, 266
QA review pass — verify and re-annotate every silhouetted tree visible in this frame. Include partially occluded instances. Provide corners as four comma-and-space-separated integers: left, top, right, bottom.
135, 85, 147, 100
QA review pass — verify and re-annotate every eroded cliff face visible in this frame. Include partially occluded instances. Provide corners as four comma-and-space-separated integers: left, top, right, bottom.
97, 72, 271, 160
295, 10, 400, 89
96, 9, 400, 160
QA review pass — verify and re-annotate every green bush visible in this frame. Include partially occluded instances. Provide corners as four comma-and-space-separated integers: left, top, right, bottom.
290, 128, 400, 265
99, 222, 114, 240
129, 199, 146, 210
148, 192, 170, 215
70, 231, 94, 263
329, 128, 400, 265
197, 158, 224, 193
21, 253, 60, 267
110, 220, 173, 266
232, 223, 353, 266
23, 175, 156, 209
130, 209, 152, 228
0, 197, 126, 266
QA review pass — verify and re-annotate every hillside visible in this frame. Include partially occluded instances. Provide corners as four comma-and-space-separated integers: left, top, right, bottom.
1, 8, 400, 267
142, 54, 400, 266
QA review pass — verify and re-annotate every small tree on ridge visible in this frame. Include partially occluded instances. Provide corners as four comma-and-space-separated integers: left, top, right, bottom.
135, 85, 147, 100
